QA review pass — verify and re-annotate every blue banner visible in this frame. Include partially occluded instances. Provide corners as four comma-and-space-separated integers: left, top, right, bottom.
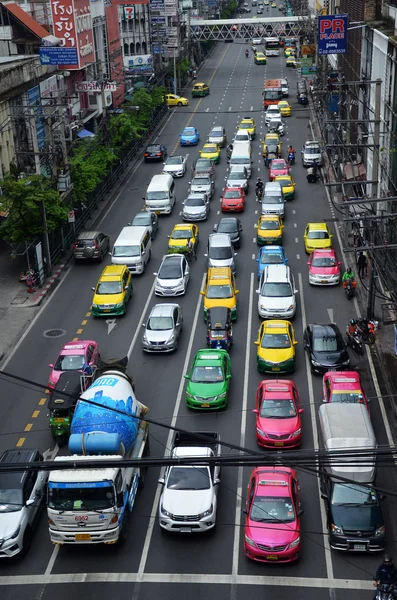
318, 14, 348, 55
48, 481, 113, 489
27, 85, 46, 151
40, 47, 78, 66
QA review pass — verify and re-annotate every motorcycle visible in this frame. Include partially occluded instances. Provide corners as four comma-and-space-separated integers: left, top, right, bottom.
357, 318, 377, 344
245, 50, 249, 58
346, 332, 364, 356
343, 277, 356, 300
374, 583, 395, 600
288, 152, 295, 165
255, 186, 263, 202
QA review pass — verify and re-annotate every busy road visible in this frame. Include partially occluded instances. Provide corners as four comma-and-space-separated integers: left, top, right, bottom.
0, 4, 396, 599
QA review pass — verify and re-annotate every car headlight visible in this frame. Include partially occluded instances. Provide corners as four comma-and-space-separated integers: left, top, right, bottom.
331, 523, 344, 535
288, 536, 300, 549
142, 335, 149, 343
287, 304, 294, 310
161, 505, 172, 518
342, 359, 350, 365
199, 504, 213, 518
244, 534, 257, 547
375, 525, 385, 537
291, 428, 301, 437
256, 428, 266, 436
311, 360, 322, 367
114, 302, 124, 308
186, 391, 194, 398
92, 303, 98, 308
218, 392, 227, 398
4, 525, 21, 541
166, 335, 175, 345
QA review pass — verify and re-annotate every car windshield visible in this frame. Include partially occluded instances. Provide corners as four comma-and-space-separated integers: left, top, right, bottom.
172, 229, 192, 239
305, 146, 320, 154
191, 365, 224, 383
166, 157, 182, 165
207, 284, 233, 299
204, 145, 217, 152
0, 488, 23, 512
260, 398, 296, 418
224, 191, 242, 199
278, 180, 291, 189
265, 91, 281, 99
261, 333, 291, 349
264, 195, 282, 204
132, 214, 150, 226
192, 177, 210, 185
48, 485, 116, 511
185, 197, 205, 207
76, 239, 95, 247
250, 497, 295, 522
147, 191, 168, 200
182, 128, 196, 136
330, 392, 364, 404
271, 162, 286, 171
167, 466, 210, 490
96, 281, 123, 295
312, 256, 336, 267
235, 134, 249, 140
230, 158, 249, 165
209, 247, 232, 259
262, 282, 292, 297
313, 334, 339, 352
260, 220, 280, 231
210, 130, 223, 137
228, 172, 245, 180
55, 353, 85, 370
196, 159, 211, 168
147, 316, 174, 331
260, 252, 283, 264
218, 222, 237, 233
159, 263, 182, 279
308, 230, 329, 239
146, 145, 160, 153
239, 122, 252, 129
113, 245, 140, 257
331, 483, 378, 506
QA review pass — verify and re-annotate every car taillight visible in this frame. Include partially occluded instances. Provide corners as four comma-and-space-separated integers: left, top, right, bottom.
94, 240, 98, 249
156, 152, 161, 156
73, 242, 77, 249
144, 153, 149, 157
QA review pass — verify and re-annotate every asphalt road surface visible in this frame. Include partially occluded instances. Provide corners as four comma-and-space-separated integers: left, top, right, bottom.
0, 8, 394, 600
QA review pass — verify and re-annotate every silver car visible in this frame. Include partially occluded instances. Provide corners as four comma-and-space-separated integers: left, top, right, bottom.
182, 193, 210, 221
281, 78, 289, 97
189, 175, 214, 198
208, 126, 227, 147
163, 155, 187, 177
142, 303, 183, 352
301, 141, 323, 167
226, 166, 249, 193
129, 211, 159, 240
154, 254, 190, 297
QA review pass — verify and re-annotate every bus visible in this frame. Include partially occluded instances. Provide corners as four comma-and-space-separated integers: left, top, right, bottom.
284, 37, 297, 49
263, 79, 283, 108
265, 37, 280, 56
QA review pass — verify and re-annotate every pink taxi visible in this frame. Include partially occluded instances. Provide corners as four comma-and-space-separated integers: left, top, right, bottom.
244, 467, 302, 563
269, 159, 289, 181
307, 248, 341, 286
322, 370, 370, 413
48, 340, 100, 388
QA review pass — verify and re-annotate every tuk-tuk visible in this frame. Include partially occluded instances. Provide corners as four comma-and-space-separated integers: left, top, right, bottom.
298, 92, 308, 105
206, 307, 233, 351
264, 144, 280, 166
48, 372, 84, 446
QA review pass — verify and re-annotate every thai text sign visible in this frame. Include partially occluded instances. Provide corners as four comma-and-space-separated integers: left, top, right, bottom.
50, 0, 94, 69
318, 14, 348, 55
76, 81, 118, 92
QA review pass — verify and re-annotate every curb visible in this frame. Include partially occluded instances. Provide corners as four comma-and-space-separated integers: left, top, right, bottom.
20, 262, 68, 308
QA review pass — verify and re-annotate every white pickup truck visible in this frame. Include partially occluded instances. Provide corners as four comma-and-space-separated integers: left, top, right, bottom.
158, 431, 221, 533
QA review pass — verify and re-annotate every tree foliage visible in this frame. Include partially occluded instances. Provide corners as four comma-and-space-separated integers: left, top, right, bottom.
0, 175, 68, 244
69, 142, 116, 202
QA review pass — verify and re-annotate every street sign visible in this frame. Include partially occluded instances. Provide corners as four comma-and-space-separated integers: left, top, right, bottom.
76, 82, 117, 92
318, 14, 348, 55
123, 6, 135, 18
39, 47, 78, 65
68, 210, 75, 223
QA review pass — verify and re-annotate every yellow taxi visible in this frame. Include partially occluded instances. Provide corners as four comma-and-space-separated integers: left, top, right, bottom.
199, 143, 221, 163
255, 215, 284, 246
264, 0, 269, 4
201, 267, 239, 321
168, 223, 199, 255
166, 93, 189, 107
254, 52, 267, 65
263, 132, 282, 155
91, 265, 132, 317
284, 47, 296, 57
304, 222, 333, 253
286, 56, 297, 68
278, 100, 291, 116
192, 82, 210, 97
274, 175, 296, 200
239, 117, 256, 139
271, 1, 276, 6
255, 320, 297, 374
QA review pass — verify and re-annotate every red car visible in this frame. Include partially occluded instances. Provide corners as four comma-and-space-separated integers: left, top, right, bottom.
307, 248, 341, 286
322, 371, 370, 413
253, 380, 303, 448
220, 186, 245, 212
244, 466, 302, 563
269, 159, 289, 181
48, 340, 100, 389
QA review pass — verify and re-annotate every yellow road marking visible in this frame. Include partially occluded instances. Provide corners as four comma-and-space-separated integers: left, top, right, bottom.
81, 320, 87, 325
24, 424, 33, 432
77, 329, 83, 334
45, 389, 50, 394
39, 398, 46, 406
73, 337, 79, 341
86, 312, 91, 317
32, 410, 40, 418
16, 438, 25, 447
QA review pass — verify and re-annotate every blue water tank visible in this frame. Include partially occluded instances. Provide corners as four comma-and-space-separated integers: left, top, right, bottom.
68, 432, 124, 456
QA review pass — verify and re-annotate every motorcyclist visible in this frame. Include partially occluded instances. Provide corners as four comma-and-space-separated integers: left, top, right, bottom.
358, 317, 375, 339
342, 267, 355, 282
255, 178, 264, 199
288, 145, 295, 163
227, 143, 233, 160
346, 319, 358, 337
245, 49, 249, 58
374, 555, 397, 598
187, 238, 196, 260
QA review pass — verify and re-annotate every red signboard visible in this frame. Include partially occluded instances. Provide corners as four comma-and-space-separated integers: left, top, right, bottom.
50, 0, 94, 70
105, 3, 125, 107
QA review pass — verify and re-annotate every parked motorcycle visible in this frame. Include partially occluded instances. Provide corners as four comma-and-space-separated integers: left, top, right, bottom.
357, 318, 378, 344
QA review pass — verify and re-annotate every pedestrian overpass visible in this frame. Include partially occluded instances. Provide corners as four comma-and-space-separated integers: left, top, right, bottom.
189, 16, 310, 41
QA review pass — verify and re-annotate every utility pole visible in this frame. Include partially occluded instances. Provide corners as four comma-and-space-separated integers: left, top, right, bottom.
173, 48, 177, 95
372, 78, 382, 199
97, 60, 107, 119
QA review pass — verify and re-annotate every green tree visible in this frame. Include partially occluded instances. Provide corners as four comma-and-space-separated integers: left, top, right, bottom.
69, 141, 116, 202
0, 175, 68, 245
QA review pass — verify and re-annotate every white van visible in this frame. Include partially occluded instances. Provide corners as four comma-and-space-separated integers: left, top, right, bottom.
144, 174, 176, 214
111, 226, 151, 274
229, 141, 252, 177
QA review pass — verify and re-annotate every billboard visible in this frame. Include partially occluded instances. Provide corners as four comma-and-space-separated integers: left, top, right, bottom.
49, 0, 95, 69
106, 3, 125, 107
125, 54, 153, 74
28, 86, 46, 151
318, 14, 348, 55
40, 47, 78, 65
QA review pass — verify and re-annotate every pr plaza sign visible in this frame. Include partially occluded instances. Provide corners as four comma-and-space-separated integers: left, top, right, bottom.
317, 14, 349, 55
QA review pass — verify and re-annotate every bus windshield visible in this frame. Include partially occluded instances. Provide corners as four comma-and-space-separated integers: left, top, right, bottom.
265, 38, 280, 55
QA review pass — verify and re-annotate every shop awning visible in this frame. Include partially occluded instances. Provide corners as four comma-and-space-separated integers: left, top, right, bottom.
77, 129, 96, 139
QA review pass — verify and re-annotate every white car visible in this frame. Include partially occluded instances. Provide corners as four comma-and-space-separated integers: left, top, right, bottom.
154, 254, 190, 296
252, 37, 262, 45
163, 155, 187, 177
234, 130, 252, 142
265, 106, 282, 125
301, 141, 323, 167
281, 78, 289, 97
267, 118, 285, 136
226, 166, 249, 193
257, 264, 297, 319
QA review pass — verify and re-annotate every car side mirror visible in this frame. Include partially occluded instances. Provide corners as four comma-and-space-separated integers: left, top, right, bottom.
255, 258, 259, 262
294, 289, 298, 294
293, 340, 298, 345
142, 197, 145, 201
188, 181, 191, 184
254, 340, 259, 345
142, 323, 146, 328
213, 225, 218, 232
253, 409, 259, 414
158, 478, 165, 485
91, 287, 95, 291
338, 261, 342, 265
26, 499, 35, 507
234, 253, 238, 256
142, 250, 145, 255
200, 291, 205, 296
298, 509, 304, 516
48, 363, 54, 368
184, 374, 190, 379
108, 252, 112, 257
127, 222, 132, 226
235, 290, 239, 294
307, 261, 310, 265
380, 494, 386, 501
321, 494, 328, 501
298, 408, 304, 414
226, 374, 232, 380
254, 224, 258, 229
167, 235, 170, 238
153, 272, 158, 276
214, 478, 221, 485
204, 253, 208, 257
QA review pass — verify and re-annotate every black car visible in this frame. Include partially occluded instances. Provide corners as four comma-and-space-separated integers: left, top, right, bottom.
144, 144, 167, 162
213, 217, 243, 248
73, 230, 110, 263
303, 323, 350, 374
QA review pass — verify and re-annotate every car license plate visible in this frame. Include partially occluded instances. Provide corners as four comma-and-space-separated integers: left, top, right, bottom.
75, 534, 91, 541
201, 403, 210, 407
155, 211, 161, 215
103, 309, 110, 312
180, 527, 192, 533
353, 544, 366, 550
321, 280, 328, 284
54, 418, 65, 423
274, 441, 284, 446
266, 554, 278, 560
272, 367, 280, 371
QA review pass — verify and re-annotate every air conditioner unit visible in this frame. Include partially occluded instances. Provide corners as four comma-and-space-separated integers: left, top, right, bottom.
79, 110, 86, 120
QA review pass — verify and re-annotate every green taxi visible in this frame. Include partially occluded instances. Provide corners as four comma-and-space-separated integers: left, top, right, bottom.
185, 349, 231, 410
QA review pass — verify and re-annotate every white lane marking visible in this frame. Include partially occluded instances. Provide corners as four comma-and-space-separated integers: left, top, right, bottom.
295, 237, 299, 243
294, 223, 297, 228
45, 545, 59, 576
298, 272, 334, 580
327, 308, 334, 322
250, 106, 253, 111
255, 210, 258, 215
106, 318, 117, 335
132, 276, 205, 597
231, 273, 254, 582
252, 254, 255, 260
253, 237, 256, 243
127, 279, 156, 359
0, 573, 374, 589
293, 209, 296, 214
